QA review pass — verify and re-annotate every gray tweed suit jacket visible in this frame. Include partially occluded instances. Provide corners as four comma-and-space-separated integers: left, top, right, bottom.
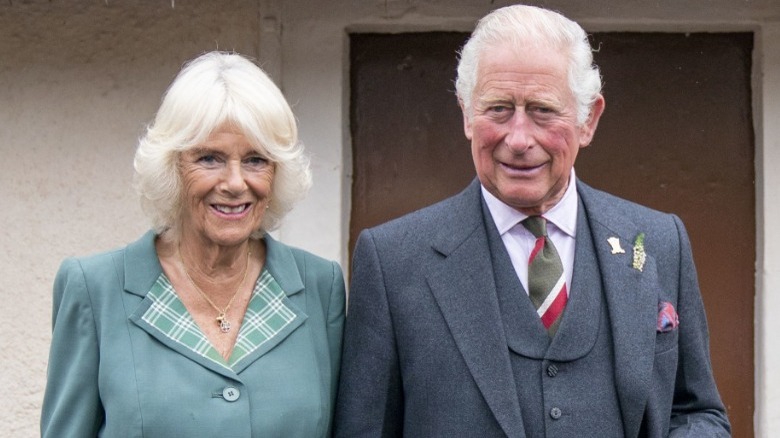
334, 178, 730, 437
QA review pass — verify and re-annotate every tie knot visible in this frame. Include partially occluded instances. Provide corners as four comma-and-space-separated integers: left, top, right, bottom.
522, 216, 547, 238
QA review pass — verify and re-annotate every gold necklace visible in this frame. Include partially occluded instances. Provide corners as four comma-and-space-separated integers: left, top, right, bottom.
178, 244, 251, 333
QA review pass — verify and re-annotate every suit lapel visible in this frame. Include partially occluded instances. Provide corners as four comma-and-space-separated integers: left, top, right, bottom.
427, 180, 526, 438
578, 182, 658, 437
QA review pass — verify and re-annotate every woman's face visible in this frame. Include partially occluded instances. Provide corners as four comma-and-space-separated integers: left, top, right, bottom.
178, 126, 274, 248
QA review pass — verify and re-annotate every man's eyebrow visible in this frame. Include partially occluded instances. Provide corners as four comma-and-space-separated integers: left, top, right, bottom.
476, 95, 513, 105
526, 96, 564, 108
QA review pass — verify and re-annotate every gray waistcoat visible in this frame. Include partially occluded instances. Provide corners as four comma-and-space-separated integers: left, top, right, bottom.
483, 200, 625, 438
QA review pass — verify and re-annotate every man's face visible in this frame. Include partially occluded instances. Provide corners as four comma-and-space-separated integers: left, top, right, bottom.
463, 43, 604, 215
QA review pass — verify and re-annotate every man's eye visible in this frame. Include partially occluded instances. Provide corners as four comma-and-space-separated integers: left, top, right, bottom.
489, 105, 510, 113
530, 105, 555, 114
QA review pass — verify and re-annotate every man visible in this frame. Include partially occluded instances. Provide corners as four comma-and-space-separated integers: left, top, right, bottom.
334, 5, 730, 437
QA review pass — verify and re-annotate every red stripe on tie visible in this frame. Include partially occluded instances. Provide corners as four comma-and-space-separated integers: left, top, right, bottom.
529, 237, 545, 263
541, 283, 568, 328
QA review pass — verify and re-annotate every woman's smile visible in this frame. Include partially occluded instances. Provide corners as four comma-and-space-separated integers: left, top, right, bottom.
212, 203, 252, 216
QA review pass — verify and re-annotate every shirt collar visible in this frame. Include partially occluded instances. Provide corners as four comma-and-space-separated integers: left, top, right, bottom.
481, 169, 578, 238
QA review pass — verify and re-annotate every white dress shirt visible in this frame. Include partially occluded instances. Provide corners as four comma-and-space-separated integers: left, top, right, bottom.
481, 170, 578, 295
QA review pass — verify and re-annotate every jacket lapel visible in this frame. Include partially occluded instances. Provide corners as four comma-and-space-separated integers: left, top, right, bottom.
123, 230, 164, 297
577, 182, 658, 437
123, 231, 306, 379
229, 234, 307, 373
427, 180, 526, 438
123, 231, 241, 378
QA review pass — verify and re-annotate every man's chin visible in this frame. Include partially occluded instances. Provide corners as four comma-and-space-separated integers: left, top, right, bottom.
496, 190, 561, 215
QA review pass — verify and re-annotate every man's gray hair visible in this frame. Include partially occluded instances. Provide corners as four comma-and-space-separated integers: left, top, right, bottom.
456, 5, 602, 125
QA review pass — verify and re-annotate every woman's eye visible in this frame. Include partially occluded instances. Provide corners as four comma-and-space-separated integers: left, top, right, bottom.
197, 154, 218, 164
245, 156, 269, 166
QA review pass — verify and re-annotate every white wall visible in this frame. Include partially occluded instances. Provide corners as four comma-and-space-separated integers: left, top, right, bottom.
0, 1, 261, 434
2, 0, 779, 435
755, 22, 780, 437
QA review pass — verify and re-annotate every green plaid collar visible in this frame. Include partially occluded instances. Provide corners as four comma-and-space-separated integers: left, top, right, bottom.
141, 269, 297, 370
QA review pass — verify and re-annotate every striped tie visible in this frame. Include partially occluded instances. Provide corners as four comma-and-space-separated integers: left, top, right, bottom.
523, 216, 568, 336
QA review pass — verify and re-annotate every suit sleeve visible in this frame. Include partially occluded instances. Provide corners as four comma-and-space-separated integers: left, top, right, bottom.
668, 215, 731, 437
334, 230, 403, 438
41, 258, 104, 437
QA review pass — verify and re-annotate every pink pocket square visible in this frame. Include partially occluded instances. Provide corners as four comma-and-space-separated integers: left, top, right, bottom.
657, 301, 679, 332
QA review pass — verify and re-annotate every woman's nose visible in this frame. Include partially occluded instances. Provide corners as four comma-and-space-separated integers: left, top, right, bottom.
221, 161, 247, 194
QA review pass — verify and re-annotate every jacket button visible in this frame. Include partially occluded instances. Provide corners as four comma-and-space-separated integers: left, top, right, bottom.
547, 364, 558, 377
222, 387, 240, 402
550, 407, 562, 419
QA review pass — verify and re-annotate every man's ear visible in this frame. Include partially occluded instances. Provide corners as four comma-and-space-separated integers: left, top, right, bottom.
459, 99, 473, 140
579, 94, 605, 148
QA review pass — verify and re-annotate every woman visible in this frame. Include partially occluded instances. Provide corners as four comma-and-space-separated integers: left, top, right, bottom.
41, 51, 346, 437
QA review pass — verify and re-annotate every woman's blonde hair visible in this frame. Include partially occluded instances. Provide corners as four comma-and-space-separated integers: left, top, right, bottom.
133, 51, 311, 239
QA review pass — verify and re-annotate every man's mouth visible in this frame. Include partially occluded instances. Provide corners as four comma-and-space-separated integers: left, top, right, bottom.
501, 161, 545, 173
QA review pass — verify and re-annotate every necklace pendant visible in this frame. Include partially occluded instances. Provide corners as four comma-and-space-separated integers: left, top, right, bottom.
219, 319, 231, 333
216, 314, 231, 333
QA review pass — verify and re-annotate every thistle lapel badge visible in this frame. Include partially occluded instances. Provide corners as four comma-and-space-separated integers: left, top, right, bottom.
632, 233, 646, 272
607, 237, 625, 254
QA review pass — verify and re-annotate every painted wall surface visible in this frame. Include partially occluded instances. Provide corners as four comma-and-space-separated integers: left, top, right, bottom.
0, 1, 262, 434
2, 0, 779, 436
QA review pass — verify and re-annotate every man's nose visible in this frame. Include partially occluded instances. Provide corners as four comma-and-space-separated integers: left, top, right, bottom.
504, 111, 535, 153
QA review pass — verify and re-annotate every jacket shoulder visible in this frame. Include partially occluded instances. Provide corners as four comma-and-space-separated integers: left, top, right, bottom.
577, 181, 678, 228
366, 180, 480, 243
288, 246, 341, 274
56, 244, 127, 287
272, 241, 344, 288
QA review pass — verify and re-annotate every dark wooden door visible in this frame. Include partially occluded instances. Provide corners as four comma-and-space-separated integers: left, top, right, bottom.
349, 32, 473, 253
350, 31, 754, 437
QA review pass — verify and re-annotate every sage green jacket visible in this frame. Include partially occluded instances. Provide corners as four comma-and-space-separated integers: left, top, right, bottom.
42, 231, 345, 437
